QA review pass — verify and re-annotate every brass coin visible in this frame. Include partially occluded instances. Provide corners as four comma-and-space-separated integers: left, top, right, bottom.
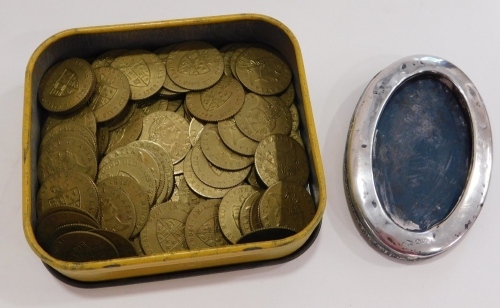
46, 223, 98, 250
258, 181, 316, 233
166, 41, 223, 90
173, 160, 184, 175
97, 180, 137, 239
40, 121, 97, 154
189, 118, 205, 146
140, 111, 191, 164
91, 49, 127, 69
37, 136, 98, 183
89, 66, 131, 122
140, 202, 191, 255
238, 191, 261, 236
155, 45, 190, 93
185, 199, 229, 250
191, 143, 250, 189
176, 174, 206, 210
137, 97, 169, 115
249, 193, 263, 231
49, 230, 119, 262
111, 49, 166, 100
129, 140, 175, 203
199, 124, 253, 170
183, 149, 230, 198
131, 236, 145, 256
234, 92, 292, 142
105, 108, 143, 154
157, 87, 181, 98
254, 134, 309, 187
41, 105, 97, 136
219, 185, 259, 244
98, 157, 156, 206
230, 44, 251, 79
36, 209, 100, 250
289, 130, 305, 148
235, 46, 292, 95
289, 103, 300, 132
106, 102, 136, 131
185, 75, 244, 122
97, 123, 110, 157
39, 58, 96, 113
279, 82, 295, 108
99, 176, 150, 238
218, 118, 258, 156
221, 43, 242, 78
90, 229, 137, 258
37, 170, 100, 219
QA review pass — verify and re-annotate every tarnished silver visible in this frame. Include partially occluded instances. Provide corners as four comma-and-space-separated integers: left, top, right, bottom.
344, 55, 492, 260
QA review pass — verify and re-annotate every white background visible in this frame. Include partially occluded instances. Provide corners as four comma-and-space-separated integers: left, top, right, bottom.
1, 1, 499, 307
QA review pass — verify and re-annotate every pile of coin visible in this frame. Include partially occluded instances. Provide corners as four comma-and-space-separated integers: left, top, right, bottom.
35, 41, 316, 262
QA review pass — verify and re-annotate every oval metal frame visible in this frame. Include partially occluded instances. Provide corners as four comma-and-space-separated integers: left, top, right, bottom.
345, 55, 492, 260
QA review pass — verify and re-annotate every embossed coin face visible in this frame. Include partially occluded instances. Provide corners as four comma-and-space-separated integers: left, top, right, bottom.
42, 106, 97, 137
89, 66, 131, 122
39, 58, 96, 113
218, 118, 258, 156
140, 111, 191, 164
185, 199, 229, 250
140, 202, 191, 255
40, 121, 97, 154
49, 231, 119, 262
199, 124, 253, 170
166, 41, 223, 90
155, 45, 190, 93
91, 49, 127, 69
239, 191, 261, 236
254, 134, 309, 187
111, 49, 166, 100
219, 185, 259, 244
185, 75, 245, 122
235, 46, 292, 95
105, 109, 143, 154
259, 181, 316, 233
189, 118, 205, 146
234, 93, 292, 142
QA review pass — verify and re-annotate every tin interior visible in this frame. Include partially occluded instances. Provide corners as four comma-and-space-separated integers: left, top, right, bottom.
23, 15, 325, 281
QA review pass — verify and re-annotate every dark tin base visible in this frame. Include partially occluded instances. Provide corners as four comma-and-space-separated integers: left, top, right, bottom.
42, 221, 321, 288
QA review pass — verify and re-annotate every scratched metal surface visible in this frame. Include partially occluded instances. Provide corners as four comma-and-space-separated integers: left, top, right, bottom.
373, 76, 471, 231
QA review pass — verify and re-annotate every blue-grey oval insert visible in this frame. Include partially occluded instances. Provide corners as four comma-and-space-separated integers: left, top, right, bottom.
373, 75, 471, 231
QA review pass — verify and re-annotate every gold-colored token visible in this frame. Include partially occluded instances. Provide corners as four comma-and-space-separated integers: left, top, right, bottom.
191, 143, 250, 189
49, 231, 119, 262
185, 75, 245, 122
249, 193, 263, 231
280, 83, 295, 107
176, 174, 206, 210
235, 46, 292, 95
132, 236, 145, 256
155, 45, 190, 93
106, 102, 136, 131
45, 223, 98, 251
218, 118, 258, 156
106, 109, 143, 154
230, 44, 251, 79
189, 118, 205, 146
89, 66, 131, 122
37, 136, 98, 183
140, 202, 191, 255
40, 121, 97, 154
41, 106, 97, 136
98, 157, 156, 206
183, 149, 231, 198
91, 49, 127, 69
199, 124, 253, 170
100, 176, 150, 238
39, 58, 96, 113
37, 170, 100, 219
289, 103, 300, 132
166, 41, 223, 90
219, 185, 259, 244
254, 134, 309, 187
137, 97, 169, 115
259, 181, 316, 233
220, 43, 242, 78
290, 130, 305, 148
97, 123, 110, 156
246, 165, 267, 190
234, 93, 292, 142
111, 49, 166, 100
238, 191, 261, 236
129, 140, 175, 203
97, 180, 137, 239
90, 230, 137, 258
185, 199, 229, 250
140, 111, 191, 164
173, 161, 184, 175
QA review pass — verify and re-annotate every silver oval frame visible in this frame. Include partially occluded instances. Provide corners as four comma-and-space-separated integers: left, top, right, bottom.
345, 55, 492, 260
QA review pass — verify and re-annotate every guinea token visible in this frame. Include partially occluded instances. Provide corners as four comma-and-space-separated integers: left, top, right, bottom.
89, 66, 131, 122
234, 92, 292, 142
185, 75, 244, 122
90, 229, 137, 258
189, 118, 205, 146
105, 109, 143, 154
39, 58, 96, 113
91, 49, 127, 69
185, 199, 229, 250
155, 45, 190, 93
219, 185, 259, 244
279, 83, 295, 108
106, 103, 136, 131
166, 41, 223, 90
140, 111, 191, 164
40, 121, 97, 154
199, 124, 253, 170
97, 123, 110, 156
49, 231, 119, 262
238, 191, 261, 236
218, 118, 258, 156
111, 49, 166, 100
41, 106, 97, 137
254, 134, 309, 187
235, 46, 292, 95
258, 181, 316, 233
